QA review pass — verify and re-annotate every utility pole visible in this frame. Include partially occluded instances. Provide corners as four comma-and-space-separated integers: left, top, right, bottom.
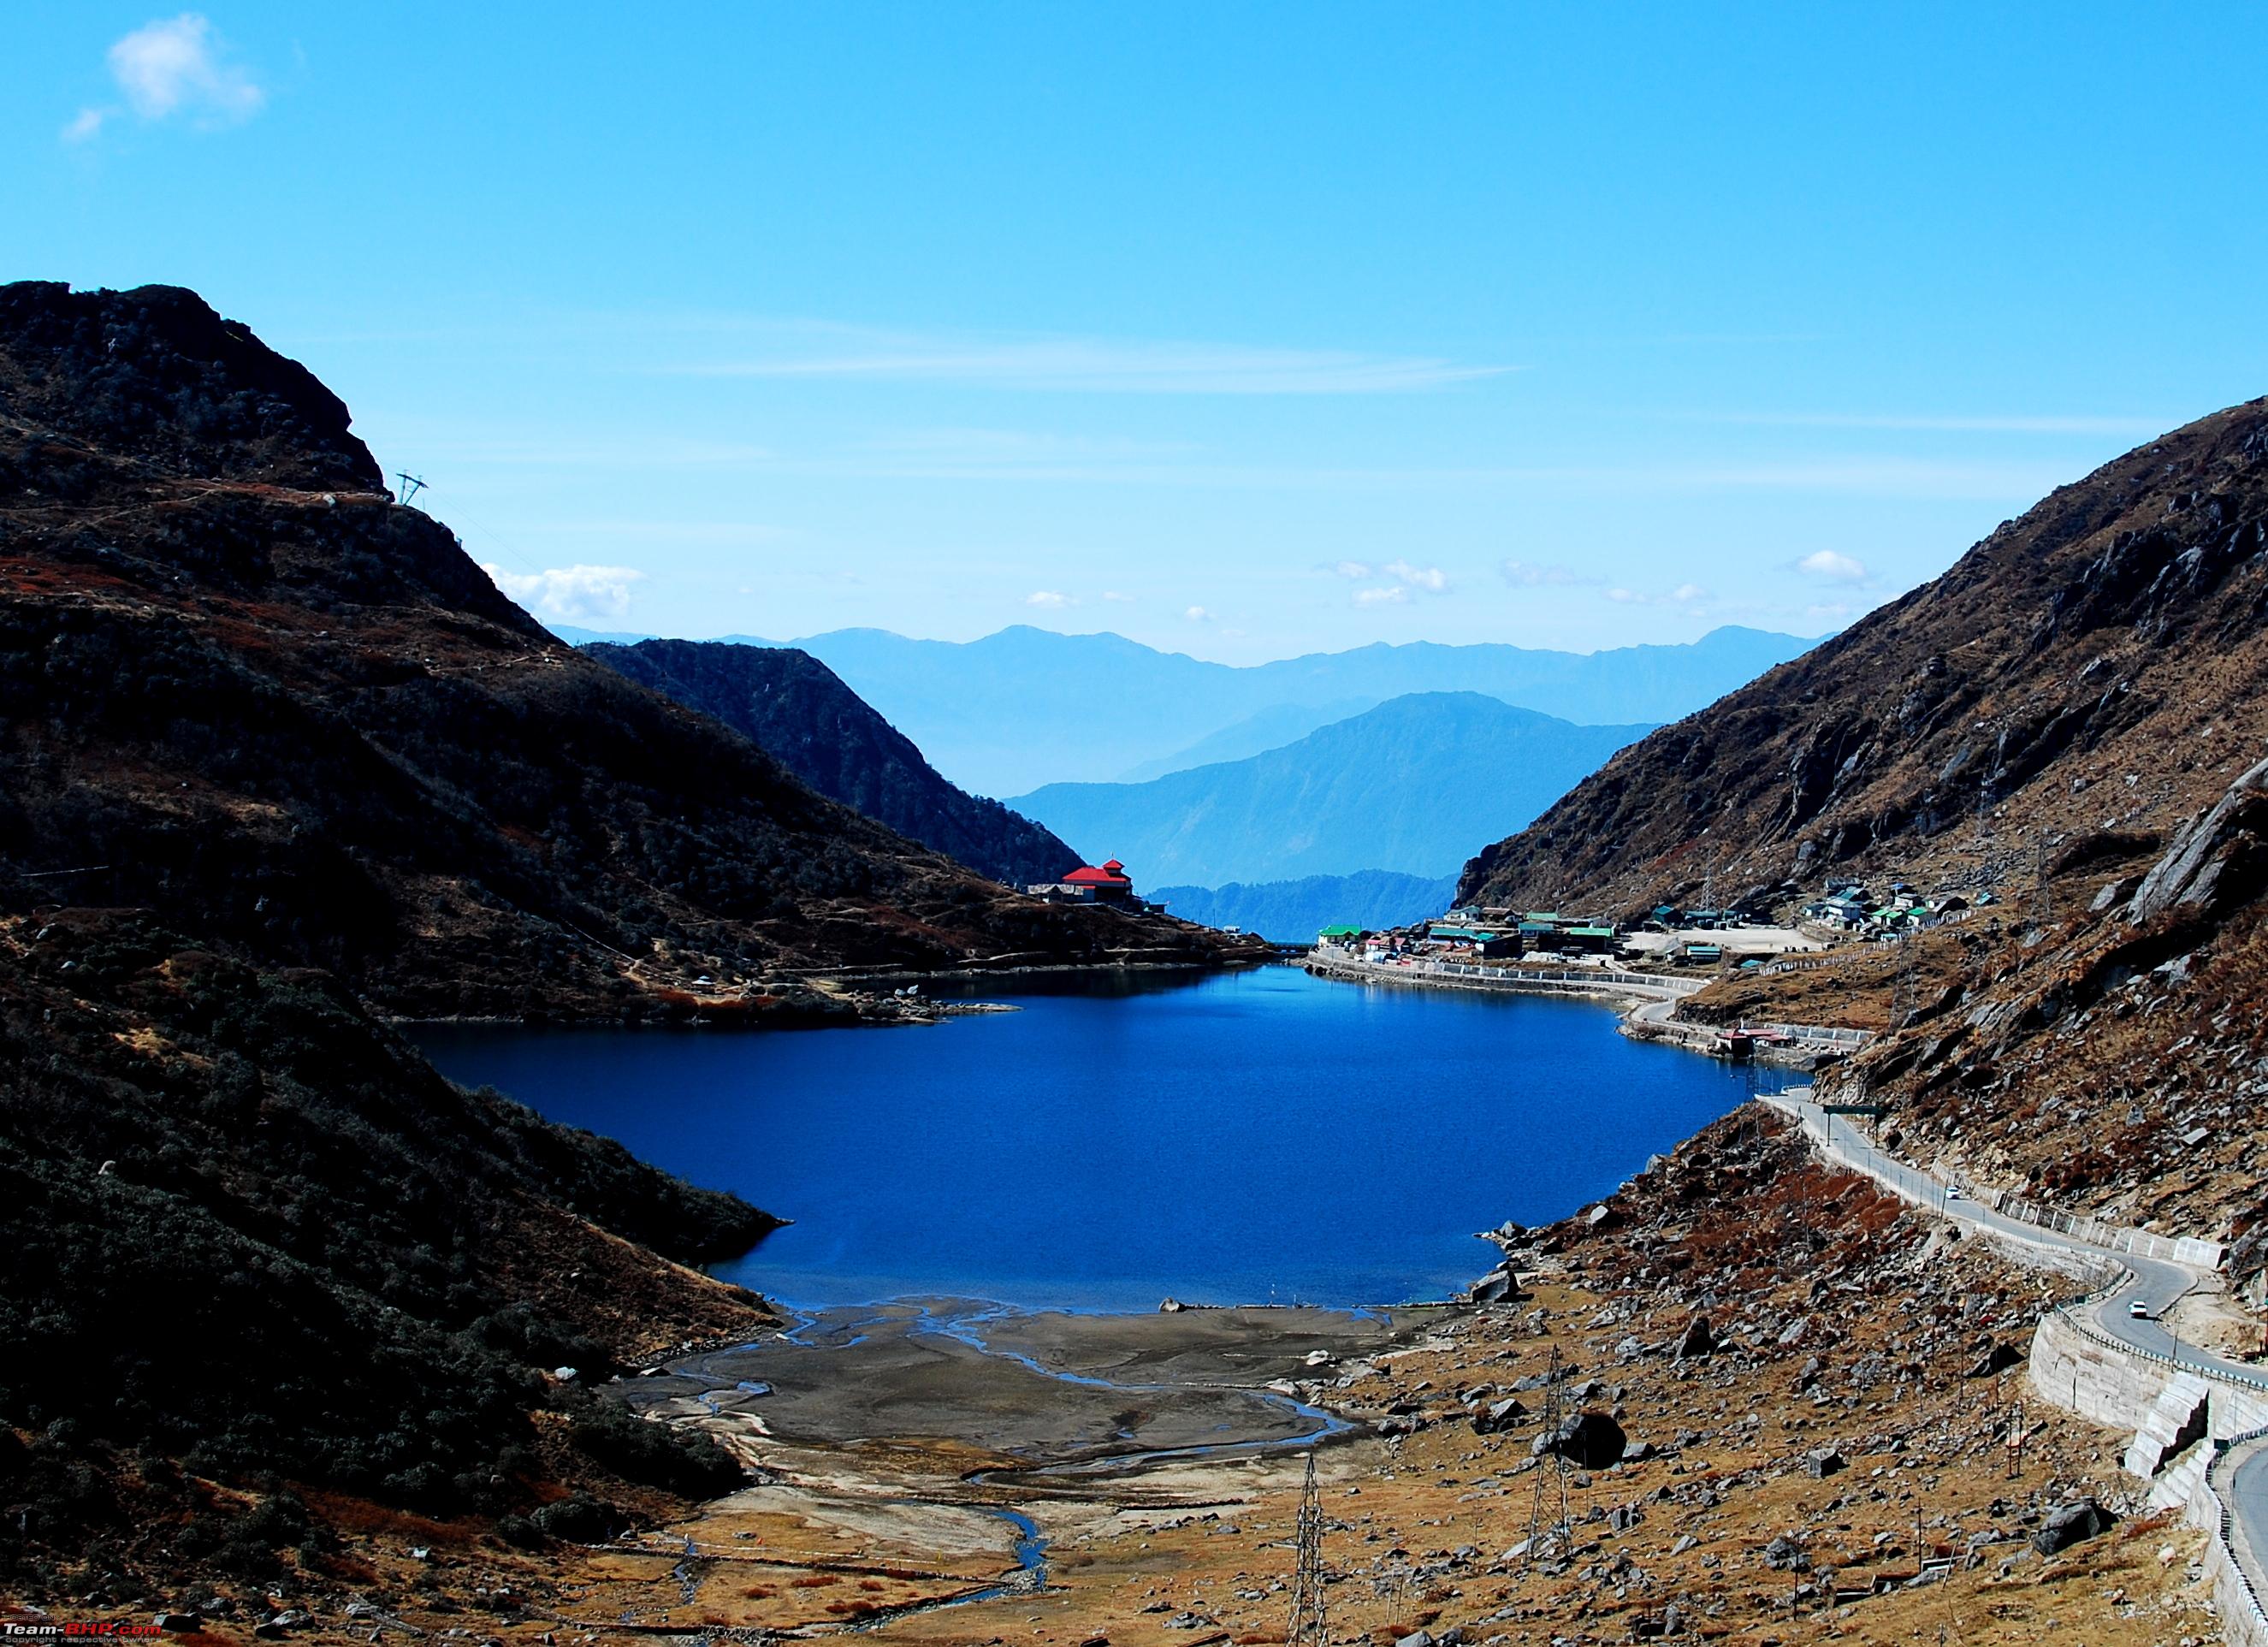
2004, 1400, 2024, 1479
1287, 1454, 1329, 1647
393, 471, 429, 508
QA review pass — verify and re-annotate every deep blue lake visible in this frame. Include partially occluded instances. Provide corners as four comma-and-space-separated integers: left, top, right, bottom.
413, 966, 1789, 1312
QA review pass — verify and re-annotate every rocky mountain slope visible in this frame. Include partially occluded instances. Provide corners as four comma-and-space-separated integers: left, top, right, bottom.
1013, 693, 1651, 886
1460, 398, 2268, 1279
0, 278, 1254, 1600
0, 903, 775, 1594
587, 638, 1080, 889
0, 282, 1264, 1028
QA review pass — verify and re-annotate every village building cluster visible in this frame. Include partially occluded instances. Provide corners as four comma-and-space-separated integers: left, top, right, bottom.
1317, 871, 1997, 972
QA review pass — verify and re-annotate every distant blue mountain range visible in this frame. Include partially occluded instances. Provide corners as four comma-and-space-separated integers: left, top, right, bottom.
1005, 692, 1652, 886
1152, 871, 1459, 945
551, 623, 1813, 797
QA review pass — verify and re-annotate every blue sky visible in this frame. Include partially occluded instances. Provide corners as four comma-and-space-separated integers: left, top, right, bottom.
8, 5, 2266, 662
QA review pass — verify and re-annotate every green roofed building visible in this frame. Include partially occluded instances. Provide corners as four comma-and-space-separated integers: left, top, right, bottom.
1318, 924, 1364, 939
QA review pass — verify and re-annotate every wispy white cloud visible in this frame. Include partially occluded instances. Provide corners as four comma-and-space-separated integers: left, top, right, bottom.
66, 14, 264, 143
1184, 606, 1213, 622
1606, 582, 1713, 608
1024, 589, 1077, 609
664, 323, 1512, 395
1797, 549, 1869, 584
481, 562, 645, 621
1383, 558, 1448, 593
1344, 558, 1448, 606
1501, 558, 1605, 588
1101, 589, 1135, 604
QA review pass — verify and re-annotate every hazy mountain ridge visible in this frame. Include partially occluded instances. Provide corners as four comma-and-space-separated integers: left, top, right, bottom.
595, 622, 1811, 794
1113, 697, 1378, 782
1460, 396, 2268, 1277
587, 639, 1082, 889
1153, 870, 1460, 943
1010, 692, 1651, 886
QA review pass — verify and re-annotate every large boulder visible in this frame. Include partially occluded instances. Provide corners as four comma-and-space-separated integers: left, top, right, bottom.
1963, 1341, 2024, 1378
1532, 1409, 1627, 1470
1468, 1265, 1518, 1304
2032, 1499, 2117, 1555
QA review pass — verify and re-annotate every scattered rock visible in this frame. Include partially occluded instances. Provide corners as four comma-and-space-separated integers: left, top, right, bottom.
1804, 1447, 1846, 1478
1472, 1396, 1527, 1435
1762, 1533, 1811, 1571
1676, 1316, 1714, 1359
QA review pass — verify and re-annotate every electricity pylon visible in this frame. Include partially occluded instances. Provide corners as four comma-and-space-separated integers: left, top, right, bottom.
1525, 1344, 1572, 1567
1288, 1453, 1329, 1647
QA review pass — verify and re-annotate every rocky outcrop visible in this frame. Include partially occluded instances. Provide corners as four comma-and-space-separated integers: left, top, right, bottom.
2128, 754, 2268, 924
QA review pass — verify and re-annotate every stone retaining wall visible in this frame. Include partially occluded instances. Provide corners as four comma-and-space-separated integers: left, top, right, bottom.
2029, 1309, 2177, 1434
2189, 1434, 2268, 1647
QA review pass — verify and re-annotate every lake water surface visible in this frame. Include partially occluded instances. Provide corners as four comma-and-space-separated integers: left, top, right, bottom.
414, 966, 1789, 1312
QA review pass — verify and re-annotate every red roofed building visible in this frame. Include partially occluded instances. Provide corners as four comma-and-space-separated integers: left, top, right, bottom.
1029, 858, 1140, 905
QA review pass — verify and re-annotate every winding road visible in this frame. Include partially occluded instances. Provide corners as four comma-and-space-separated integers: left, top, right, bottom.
1764, 1090, 2268, 1628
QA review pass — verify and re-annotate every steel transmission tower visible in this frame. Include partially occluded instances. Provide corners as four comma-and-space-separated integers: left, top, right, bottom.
1525, 1344, 1573, 1567
1287, 1454, 1329, 1647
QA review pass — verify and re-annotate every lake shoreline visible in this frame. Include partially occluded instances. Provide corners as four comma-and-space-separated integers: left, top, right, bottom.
1300, 949, 1857, 1069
